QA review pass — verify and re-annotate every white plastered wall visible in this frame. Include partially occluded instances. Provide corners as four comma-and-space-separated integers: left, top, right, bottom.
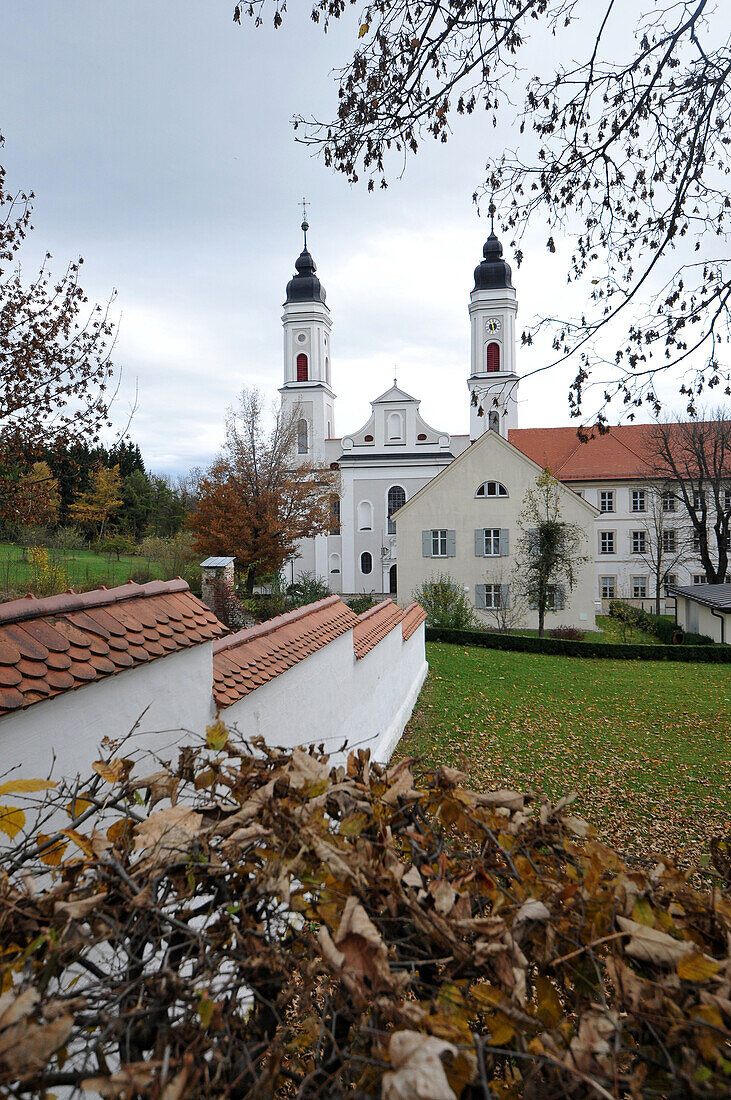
395, 430, 597, 630
219, 622, 428, 764
675, 597, 729, 643
0, 643, 215, 782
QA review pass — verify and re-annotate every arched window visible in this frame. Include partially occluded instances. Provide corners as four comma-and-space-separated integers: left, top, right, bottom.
296, 353, 308, 382
325, 356, 330, 385
297, 418, 308, 454
357, 500, 373, 531
488, 410, 500, 433
476, 481, 509, 498
387, 412, 404, 441
486, 342, 500, 373
329, 552, 341, 575
329, 494, 340, 534
360, 552, 373, 575
387, 485, 406, 534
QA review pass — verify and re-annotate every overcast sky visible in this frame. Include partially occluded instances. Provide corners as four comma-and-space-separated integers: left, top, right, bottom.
1, 1, 722, 475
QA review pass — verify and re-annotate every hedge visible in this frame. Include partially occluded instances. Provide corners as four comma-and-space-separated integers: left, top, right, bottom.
425, 626, 731, 662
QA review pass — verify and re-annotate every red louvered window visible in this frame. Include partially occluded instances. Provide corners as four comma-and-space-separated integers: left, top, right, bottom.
296, 353, 308, 381
486, 342, 500, 373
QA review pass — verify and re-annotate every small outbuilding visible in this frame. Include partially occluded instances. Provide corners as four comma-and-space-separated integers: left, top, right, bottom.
672, 583, 731, 644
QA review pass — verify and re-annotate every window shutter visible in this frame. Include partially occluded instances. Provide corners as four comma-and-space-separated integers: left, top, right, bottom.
500, 528, 509, 556
500, 584, 511, 609
422, 531, 431, 557
475, 585, 486, 609
474, 529, 484, 557
447, 530, 456, 557
555, 585, 566, 611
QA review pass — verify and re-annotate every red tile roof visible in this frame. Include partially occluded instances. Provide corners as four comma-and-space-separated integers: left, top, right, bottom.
509, 423, 662, 481
401, 602, 427, 641
0, 580, 225, 717
212, 596, 358, 708
353, 600, 404, 659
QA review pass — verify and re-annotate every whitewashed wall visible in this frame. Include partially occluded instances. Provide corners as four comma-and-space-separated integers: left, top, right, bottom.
219, 622, 428, 764
675, 596, 729, 643
0, 644, 215, 782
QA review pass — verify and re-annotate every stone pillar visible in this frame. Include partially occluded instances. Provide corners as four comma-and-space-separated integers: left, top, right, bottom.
200, 557, 235, 619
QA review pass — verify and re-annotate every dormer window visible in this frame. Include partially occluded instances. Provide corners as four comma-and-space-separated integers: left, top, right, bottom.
486, 342, 500, 373
476, 481, 509, 498
296, 353, 308, 382
387, 412, 404, 441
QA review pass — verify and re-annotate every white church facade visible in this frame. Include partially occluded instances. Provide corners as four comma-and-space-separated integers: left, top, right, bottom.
281, 216, 523, 597
280, 216, 723, 610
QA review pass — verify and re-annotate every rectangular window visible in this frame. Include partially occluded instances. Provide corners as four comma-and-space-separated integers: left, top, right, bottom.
693, 489, 705, 510
662, 491, 676, 513
431, 529, 448, 557
663, 573, 677, 595
631, 489, 646, 512
484, 584, 502, 609
693, 573, 705, 585
662, 529, 677, 553
600, 531, 615, 554
632, 576, 648, 599
692, 530, 701, 553
599, 490, 615, 513
600, 576, 616, 599
724, 488, 731, 511
631, 530, 647, 554
483, 528, 501, 556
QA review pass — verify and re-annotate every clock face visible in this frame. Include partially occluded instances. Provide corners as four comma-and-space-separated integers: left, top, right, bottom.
486, 318, 502, 334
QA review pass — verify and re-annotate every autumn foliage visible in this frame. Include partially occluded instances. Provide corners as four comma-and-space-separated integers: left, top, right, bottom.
190, 388, 337, 590
0, 732, 729, 1098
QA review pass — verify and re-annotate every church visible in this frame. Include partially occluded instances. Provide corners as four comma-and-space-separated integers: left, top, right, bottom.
281, 215, 525, 597
280, 215, 713, 610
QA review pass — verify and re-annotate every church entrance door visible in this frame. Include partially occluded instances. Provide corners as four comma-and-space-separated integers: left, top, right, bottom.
389, 564, 397, 595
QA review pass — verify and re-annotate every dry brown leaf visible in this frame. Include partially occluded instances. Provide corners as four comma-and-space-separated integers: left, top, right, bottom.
128, 769, 179, 810
317, 925, 345, 971
92, 759, 132, 784
382, 1031, 459, 1100
475, 789, 524, 811
402, 866, 423, 889
567, 1008, 618, 1074
333, 895, 393, 990
286, 747, 331, 790
617, 916, 693, 966
133, 805, 202, 865
429, 879, 457, 917
515, 898, 551, 923
82, 1063, 157, 1098
54, 892, 107, 921
0, 1011, 73, 1075
0, 988, 40, 1035
383, 768, 420, 806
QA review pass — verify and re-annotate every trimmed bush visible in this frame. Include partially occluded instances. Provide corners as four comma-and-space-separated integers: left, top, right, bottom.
548, 624, 585, 640
426, 626, 731, 662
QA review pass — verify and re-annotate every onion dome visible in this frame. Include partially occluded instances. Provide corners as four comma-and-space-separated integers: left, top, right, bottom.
473, 231, 513, 291
285, 216, 327, 304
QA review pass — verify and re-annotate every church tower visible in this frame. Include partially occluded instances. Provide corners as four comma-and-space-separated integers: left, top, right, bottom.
280, 212, 336, 465
467, 224, 519, 440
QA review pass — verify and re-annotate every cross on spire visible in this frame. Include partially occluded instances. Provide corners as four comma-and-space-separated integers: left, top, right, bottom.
300, 197, 310, 248
489, 198, 496, 234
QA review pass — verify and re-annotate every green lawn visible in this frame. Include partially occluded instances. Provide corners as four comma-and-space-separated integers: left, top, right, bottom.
0, 542, 159, 596
399, 642, 730, 868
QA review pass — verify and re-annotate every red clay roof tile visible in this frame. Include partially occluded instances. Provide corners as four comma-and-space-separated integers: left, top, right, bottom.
507, 422, 725, 482
353, 600, 405, 659
212, 596, 358, 708
401, 603, 428, 641
0, 580, 225, 718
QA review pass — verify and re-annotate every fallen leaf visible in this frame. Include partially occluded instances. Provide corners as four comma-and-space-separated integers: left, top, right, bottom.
382, 1031, 459, 1100
0, 779, 56, 796
617, 916, 693, 966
